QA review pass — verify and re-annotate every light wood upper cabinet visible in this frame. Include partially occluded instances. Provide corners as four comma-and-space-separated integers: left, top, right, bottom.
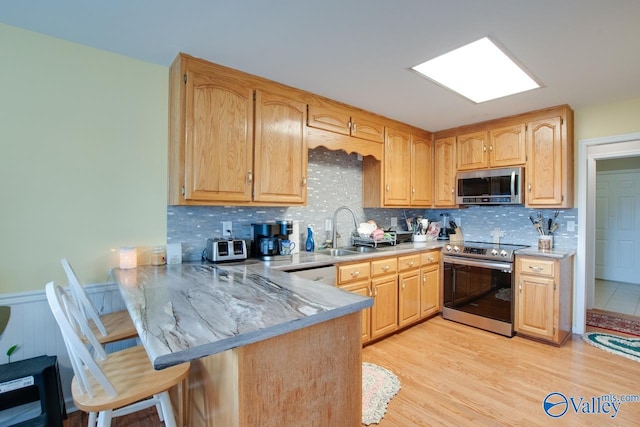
457, 131, 489, 171
253, 90, 308, 204
411, 133, 434, 206
489, 124, 526, 167
168, 55, 308, 206
179, 67, 255, 204
458, 126, 525, 170
307, 104, 384, 143
384, 128, 412, 206
526, 115, 572, 207
434, 137, 457, 207
363, 128, 433, 208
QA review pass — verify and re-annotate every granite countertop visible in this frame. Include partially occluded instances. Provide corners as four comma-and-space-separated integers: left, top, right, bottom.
113, 262, 372, 369
267, 241, 445, 271
515, 246, 576, 259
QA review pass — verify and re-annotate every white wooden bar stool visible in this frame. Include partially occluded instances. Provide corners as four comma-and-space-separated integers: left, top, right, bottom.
61, 258, 138, 345
45, 281, 190, 427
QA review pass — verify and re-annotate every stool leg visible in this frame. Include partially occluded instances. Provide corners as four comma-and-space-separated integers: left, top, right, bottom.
88, 411, 98, 427
159, 391, 177, 427
97, 409, 112, 427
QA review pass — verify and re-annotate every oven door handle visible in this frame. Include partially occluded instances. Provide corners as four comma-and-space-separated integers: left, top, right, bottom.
443, 255, 513, 272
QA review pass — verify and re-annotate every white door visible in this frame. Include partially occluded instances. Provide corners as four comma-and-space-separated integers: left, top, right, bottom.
595, 170, 640, 284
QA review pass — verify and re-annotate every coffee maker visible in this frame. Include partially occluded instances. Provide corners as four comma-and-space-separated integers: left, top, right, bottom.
251, 220, 292, 260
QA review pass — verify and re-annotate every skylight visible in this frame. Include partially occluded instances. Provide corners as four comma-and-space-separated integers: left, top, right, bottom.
411, 37, 540, 103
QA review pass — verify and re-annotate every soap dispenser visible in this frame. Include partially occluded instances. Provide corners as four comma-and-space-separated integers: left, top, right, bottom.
305, 226, 315, 252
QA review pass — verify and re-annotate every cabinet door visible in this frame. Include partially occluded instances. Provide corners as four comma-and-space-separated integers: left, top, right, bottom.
398, 270, 420, 327
351, 114, 385, 143
307, 104, 350, 136
526, 117, 563, 206
420, 264, 440, 318
434, 137, 457, 207
457, 131, 488, 170
253, 90, 308, 204
370, 275, 398, 339
516, 275, 555, 340
384, 128, 412, 206
339, 280, 371, 343
411, 134, 433, 206
184, 70, 254, 202
489, 124, 526, 167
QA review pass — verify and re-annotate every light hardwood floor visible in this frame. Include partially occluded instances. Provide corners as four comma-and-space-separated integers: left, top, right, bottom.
65, 316, 640, 426
363, 316, 640, 426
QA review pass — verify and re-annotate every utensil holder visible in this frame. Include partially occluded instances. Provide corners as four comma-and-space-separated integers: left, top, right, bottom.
538, 235, 553, 250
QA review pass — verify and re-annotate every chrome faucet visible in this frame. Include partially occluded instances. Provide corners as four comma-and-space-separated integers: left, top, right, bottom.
332, 206, 359, 248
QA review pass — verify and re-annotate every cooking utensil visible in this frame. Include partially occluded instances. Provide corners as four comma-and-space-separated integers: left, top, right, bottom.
548, 218, 553, 234
550, 223, 559, 234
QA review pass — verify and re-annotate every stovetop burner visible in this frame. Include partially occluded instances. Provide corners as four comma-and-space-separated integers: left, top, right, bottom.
442, 241, 528, 262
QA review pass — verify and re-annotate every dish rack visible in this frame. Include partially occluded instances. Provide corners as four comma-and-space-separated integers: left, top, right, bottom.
351, 231, 397, 248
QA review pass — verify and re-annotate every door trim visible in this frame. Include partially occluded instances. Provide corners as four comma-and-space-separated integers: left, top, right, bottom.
577, 132, 640, 334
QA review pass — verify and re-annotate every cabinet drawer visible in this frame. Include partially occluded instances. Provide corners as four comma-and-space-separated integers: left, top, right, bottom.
420, 251, 440, 265
371, 257, 397, 277
337, 262, 370, 284
519, 257, 555, 277
398, 254, 420, 271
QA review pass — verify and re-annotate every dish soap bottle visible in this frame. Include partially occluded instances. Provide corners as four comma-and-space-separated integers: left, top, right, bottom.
305, 226, 315, 252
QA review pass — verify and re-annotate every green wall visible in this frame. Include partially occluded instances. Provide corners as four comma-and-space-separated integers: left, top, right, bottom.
0, 23, 168, 293
1, 21, 640, 295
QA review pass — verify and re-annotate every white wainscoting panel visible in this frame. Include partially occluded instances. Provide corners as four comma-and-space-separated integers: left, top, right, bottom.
0, 282, 136, 417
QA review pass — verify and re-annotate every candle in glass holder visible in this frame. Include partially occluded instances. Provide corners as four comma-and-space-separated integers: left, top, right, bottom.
119, 247, 137, 269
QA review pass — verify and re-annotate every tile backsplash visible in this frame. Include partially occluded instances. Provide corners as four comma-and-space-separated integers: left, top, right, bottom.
168, 147, 578, 260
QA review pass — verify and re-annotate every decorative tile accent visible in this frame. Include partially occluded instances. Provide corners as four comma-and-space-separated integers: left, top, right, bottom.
168, 148, 578, 260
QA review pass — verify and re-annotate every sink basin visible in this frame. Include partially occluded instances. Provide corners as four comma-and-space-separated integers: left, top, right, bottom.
317, 246, 378, 256
341, 246, 377, 253
317, 248, 358, 257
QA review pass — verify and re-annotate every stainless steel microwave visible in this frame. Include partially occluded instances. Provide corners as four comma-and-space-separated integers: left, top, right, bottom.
456, 167, 523, 205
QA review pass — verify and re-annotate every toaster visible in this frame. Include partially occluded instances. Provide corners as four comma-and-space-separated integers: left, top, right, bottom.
205, 238, 248, 262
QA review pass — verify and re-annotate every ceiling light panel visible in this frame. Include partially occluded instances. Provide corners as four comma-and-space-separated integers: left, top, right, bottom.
412, 37, 540, 103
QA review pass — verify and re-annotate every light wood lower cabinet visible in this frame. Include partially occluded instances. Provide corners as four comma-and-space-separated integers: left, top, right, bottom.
420, 251, 441, 318
515, 254, 574, 345
337, 250, 441, 344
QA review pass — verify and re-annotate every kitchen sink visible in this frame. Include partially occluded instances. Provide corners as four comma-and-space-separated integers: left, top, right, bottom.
317, 248, 359, 257
317, 246, 377, 256
341, 246, 377, 253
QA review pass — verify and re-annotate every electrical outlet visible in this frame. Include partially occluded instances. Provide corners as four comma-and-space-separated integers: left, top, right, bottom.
454, 217, 461, 227
567, 220, 576, 232
222, 221, 233, 238
390, 217, 398, 227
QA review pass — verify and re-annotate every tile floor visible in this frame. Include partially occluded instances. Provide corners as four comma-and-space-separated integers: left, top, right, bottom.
594, 278, 640, 316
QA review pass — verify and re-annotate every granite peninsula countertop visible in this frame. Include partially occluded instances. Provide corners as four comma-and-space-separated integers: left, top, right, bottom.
113, 262, 372, 369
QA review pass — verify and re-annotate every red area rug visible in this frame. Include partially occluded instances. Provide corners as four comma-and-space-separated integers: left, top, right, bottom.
586, 310, 640, 337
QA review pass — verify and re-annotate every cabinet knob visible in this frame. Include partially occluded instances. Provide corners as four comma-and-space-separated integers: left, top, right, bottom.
374, 287, 378, 296
386, 185, 390, 192
382, 265, 389, 271
407, 261, 414, 267
302, 176, 307, 186
423, 273, 427, 283
489, 145, 493, 152
402, 282, 405, 289
347, 121, 352, 130
412, 187, 416, 193
528, 183, 532, 192
528, 265, 544, 272
351, 271, 360, 277
247, 171, 253, 183
352, 122, 357, 132
428, 256, 434, 262
451, 188, 454, 194
483, 145, 487, 152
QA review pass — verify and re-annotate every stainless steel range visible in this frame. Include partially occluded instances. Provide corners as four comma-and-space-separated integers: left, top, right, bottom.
441, 241, 527, 337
